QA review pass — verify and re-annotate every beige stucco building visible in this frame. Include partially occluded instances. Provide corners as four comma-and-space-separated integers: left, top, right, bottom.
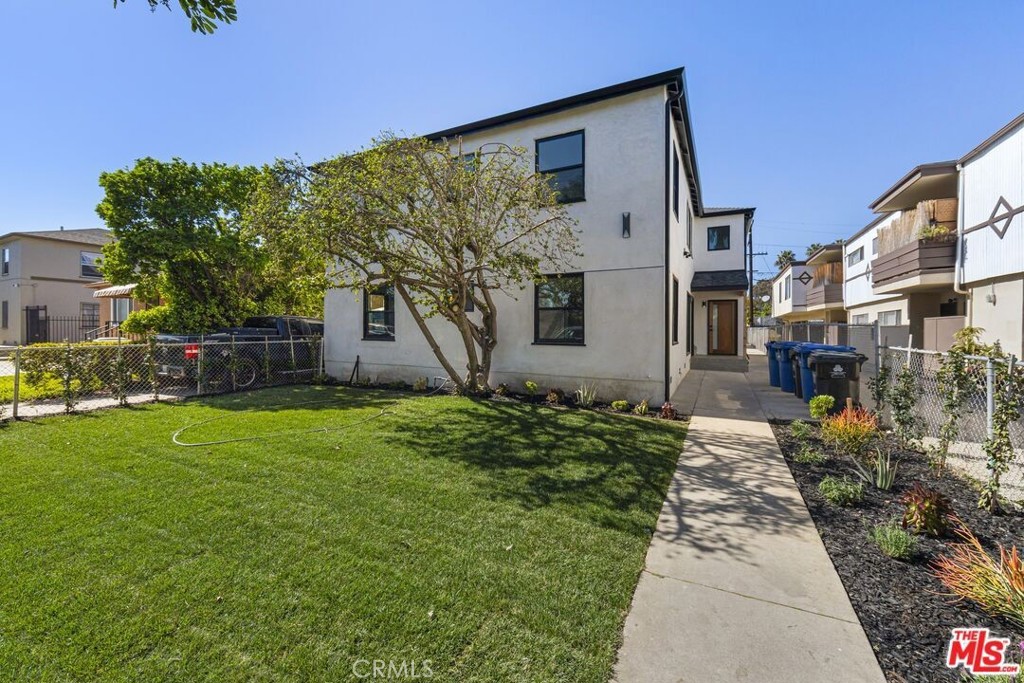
323, 69, 754, 403
0, 228, 113, 345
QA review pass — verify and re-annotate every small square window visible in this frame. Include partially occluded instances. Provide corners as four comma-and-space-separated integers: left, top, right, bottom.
81, 251, 102, 279
707, 226, 730, 251
847, 247, 864, 267
363, 285, 395, 340
536, 131, 584, 203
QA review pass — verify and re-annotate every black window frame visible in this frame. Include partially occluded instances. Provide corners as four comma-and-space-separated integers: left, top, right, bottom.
686, 293, 695, 355
80, 302, 100, 329
533, 273, 585, 346
672, 277, 680, 345
707, 226, 730, 252
80, 251, 102, 279
672, 148, 680, 218
535, 130, 585, 204
1, 247, 9, 276
363, 285, 396, 341
1, 300, 7, 329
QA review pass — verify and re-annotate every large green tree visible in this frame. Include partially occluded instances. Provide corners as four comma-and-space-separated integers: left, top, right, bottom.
250, 133, 579, 393
96, 158, 325, 334
114, 0, 236, 34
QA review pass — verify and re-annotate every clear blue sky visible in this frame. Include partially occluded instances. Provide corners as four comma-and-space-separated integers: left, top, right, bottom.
2, 1, 1023, 279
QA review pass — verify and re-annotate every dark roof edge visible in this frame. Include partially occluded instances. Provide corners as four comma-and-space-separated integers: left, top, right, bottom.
867, 160, 958, 212
424, 68, 685, 141
846, 212, 893, 244
701, 207, 756, 217
771, 260, 808, 282
960, 112, 1024, 165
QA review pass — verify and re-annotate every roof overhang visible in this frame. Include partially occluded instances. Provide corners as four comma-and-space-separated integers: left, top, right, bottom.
771, 261, 807, 282
691, 269, 748, 291
804, 244, 843, 266
868, 161, 958, 213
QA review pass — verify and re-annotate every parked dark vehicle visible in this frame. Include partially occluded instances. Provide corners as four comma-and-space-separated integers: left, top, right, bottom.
154, 316, 324, 389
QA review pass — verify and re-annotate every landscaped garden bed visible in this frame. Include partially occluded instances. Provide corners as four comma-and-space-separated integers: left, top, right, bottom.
0, 385, 686, 681
772, 418, 1023, 682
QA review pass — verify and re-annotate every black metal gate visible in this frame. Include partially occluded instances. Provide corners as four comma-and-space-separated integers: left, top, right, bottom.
24, 306, 47, 344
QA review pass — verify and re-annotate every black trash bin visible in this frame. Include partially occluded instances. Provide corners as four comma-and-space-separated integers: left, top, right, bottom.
807, 351, 868, 414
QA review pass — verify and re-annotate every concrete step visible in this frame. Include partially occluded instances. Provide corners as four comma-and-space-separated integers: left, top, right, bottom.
691, 355, 749, 373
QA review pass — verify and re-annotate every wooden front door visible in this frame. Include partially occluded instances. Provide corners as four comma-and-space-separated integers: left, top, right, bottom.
707, 300, 737, 355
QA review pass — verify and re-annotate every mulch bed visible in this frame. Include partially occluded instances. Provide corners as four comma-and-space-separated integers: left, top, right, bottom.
772, 421, 1023, 682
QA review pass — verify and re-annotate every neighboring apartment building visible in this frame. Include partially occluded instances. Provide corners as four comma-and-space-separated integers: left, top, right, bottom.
0, 228, 113, 345
958, 113, 1024, 358
843, 212, 907, 326
323, 69, 754, 403
803, 243, 846, 323
770, 260, 815, 323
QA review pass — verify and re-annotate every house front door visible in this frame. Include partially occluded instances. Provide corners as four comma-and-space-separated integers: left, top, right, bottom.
707, 300, 737, 355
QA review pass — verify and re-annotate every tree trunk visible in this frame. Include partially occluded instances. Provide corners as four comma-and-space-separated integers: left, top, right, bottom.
394, 282, 464, 391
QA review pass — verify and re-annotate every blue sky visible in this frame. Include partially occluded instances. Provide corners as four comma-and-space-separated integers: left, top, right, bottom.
2, 1, 1023, 279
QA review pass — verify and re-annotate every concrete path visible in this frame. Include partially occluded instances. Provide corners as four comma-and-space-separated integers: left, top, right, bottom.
614, 369, 884, 683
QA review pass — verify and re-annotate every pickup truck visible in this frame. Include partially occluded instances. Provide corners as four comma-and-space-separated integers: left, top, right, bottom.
154, 316, 324, 388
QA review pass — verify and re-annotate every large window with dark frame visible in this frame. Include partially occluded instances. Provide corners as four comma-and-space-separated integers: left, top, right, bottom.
363, 285, 395, 341
672, 277, 680, 345
707, 225, 730, 251
80, 251, 102, 279
536, 131, 584, 203
534, 274, 584, 345
80, 302, 100, 329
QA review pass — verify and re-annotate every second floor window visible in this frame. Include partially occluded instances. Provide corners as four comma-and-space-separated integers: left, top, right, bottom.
535, 274, 584, 345
81, 251, 102, 279
1, 247, 9, 276
784, 275, 791, 300
707, 226, 730, 251
672, 148, 680, 218
536, 131, 584, 203
847, 247, 864, 266
363, 285, 395, 341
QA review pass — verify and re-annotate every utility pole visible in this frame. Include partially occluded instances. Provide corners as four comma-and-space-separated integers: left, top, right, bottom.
749, 245, 768, 326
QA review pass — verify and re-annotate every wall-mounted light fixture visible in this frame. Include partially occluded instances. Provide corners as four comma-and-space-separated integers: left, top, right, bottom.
621, 212, 631, 238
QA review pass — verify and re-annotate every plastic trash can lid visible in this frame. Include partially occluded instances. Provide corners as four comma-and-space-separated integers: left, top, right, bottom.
808, 350, 867, 365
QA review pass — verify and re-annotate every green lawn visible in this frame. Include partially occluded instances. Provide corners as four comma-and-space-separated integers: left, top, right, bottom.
0, 386, 685, 682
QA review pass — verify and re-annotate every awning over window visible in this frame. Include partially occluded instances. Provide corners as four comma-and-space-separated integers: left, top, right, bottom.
92, 283, 137, 298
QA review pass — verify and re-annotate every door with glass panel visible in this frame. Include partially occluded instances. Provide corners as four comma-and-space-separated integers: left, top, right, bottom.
707, 300, 737, 355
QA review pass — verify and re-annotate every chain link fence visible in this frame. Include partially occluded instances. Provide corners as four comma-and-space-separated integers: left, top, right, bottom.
1, 338, 323, 420
879, 346, 1024, 505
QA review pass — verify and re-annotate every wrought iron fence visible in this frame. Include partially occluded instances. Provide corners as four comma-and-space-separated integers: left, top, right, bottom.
1, 337, 324, 420
879, 346, 1024, 505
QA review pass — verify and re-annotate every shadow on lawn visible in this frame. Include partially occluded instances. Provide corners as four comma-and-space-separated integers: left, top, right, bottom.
177, 384, 401, 414
388, 397, 685, 538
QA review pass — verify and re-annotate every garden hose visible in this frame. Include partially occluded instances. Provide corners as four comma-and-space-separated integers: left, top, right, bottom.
170, 379, 451, 447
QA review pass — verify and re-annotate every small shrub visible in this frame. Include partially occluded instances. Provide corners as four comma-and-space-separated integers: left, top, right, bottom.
611, 400, 629, 412
820, 406, 878, 456
818, 475, 864, 507
413, 377, 428, 392
869, 520, 918, 560
632, 399, 649, 416
494, 382, 510, 396
659, 402, 677, 420
851, 447, 898, 491
546, 388, 564, 405
789, 419, 813, 440
574, 383, 598, 408
794, 445, 827, 465
932, 522, 1024, 629
523, 380, 538, 396
901, 482, 953, 537
809, 394, 835, 420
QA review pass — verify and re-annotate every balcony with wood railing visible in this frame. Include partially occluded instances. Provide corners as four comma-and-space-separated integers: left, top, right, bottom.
872, 198, 958, 293
806, 261, 844, 309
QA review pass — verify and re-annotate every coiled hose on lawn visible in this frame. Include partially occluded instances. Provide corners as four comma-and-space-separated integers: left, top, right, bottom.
170, 379, 451, 447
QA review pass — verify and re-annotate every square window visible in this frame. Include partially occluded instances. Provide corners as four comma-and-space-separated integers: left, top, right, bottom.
535, 274, 584, 344
81, 251, 102, 279
536, 131, 584, 203
363, 285, 395, 340
707, 226, 730, 251
847, 247, 864, 267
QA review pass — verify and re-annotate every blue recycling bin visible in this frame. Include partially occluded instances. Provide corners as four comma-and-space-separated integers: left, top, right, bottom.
791, 343, 856, 403
765, 341, 781, 387
773, 342, 802, 393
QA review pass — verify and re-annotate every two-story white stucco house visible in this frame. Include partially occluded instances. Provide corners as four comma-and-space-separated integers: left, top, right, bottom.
958, 113, 1024, 358
770, 260, 814, 323
843, 213, 907, 326
323, 69, 754, 404
0, 228, 113, 346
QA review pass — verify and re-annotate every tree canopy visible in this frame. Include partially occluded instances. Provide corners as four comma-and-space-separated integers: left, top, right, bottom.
114, 0, 237, 34
774, 249, 796, 270
96, 158, 326, 334
805, 242, 823, 257
250, 133, 580, 393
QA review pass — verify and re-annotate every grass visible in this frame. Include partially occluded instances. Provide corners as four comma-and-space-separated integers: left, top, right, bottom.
0, 385, 685, 681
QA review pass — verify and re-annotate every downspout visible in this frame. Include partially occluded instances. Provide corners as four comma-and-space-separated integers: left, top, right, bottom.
663, 92, 674, 404
953, 163, 970, 324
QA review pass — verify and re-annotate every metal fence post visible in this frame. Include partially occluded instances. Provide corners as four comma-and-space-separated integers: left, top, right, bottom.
289, 337, 297, 376
12, 347, 21, 419
230, 336, 237, 392
985, 357, 995, 440
197, 337, 204, 396
264, 336, 271, 385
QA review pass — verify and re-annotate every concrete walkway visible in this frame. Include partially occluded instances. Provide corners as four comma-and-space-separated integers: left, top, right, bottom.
614, 367, 884, 682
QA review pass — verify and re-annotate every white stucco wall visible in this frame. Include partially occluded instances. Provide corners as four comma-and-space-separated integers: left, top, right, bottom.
967, 277, 1024, 358
844, 213, 904, 311
324, 86, 677, 403
691, 291, 744, 356
692, 214, 746, 271
771, 263, 812, 320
